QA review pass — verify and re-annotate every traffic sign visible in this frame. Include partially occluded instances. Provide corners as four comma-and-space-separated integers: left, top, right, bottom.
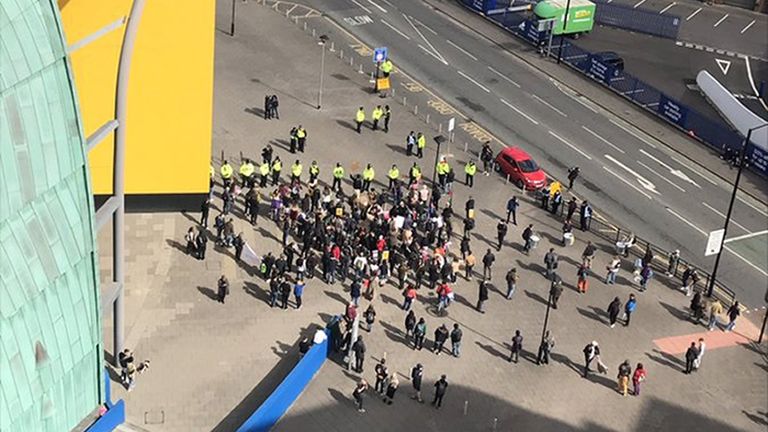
373, 47, 388, 63
448, 117, 455, 132
705, 229, 725, 256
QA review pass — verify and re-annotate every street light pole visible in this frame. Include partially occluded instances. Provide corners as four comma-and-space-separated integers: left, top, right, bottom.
556, 0, 572, 64
538, 291, 553, 364
707, 123, 767, 297
317, 35, 328, 110
230, 0, 236, 37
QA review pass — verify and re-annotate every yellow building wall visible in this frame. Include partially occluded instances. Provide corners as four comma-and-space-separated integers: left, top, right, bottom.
59, 0, 214, 196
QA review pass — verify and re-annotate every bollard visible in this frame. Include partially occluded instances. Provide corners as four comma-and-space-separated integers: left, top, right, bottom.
464, 142, 468, 153
312, 28, 316, 37
463, 401, 468, 416
340, 49, 344, 59
303, 21, 307, 31
286, 9, 289, 16
358, 64, 363, 74
438, 123, 442, 133
414, 105, 418, 116
329, 41, 335, 52
493, 418, 498, 431
426, 113, 430, 124
350, 57, 354, 66
294, 17, 299, 24
391, 88, 395, 97
506, 174, 510, 184
370, 72, 375, 81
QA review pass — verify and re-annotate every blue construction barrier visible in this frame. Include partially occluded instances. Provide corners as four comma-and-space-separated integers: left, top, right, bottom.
85, 368, 126, 432
236, 330, 330, 432
592, 0, 681, 39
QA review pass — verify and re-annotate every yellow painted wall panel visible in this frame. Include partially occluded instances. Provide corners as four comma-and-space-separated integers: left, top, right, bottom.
58, 0, 132, 46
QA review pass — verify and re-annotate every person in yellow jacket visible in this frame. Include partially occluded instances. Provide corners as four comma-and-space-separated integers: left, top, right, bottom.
436, 158, 451, 187
259, 160, 270, 187
291, 160, 303, 184
416, 132, 426, 158
380, 59, 393, 77
220, 160, 234, 186
409, 162, 422, 186
372, 105, 384, 131
464, 160, 477, 188
296, 126, 308, 152
309, 161, 320, 183
387, 164, 400, 189
239, 158, 255, 188
209, 165, 215, 189
332, 162, 345, 192
355, 107, 366, 134
362, 163, 375, 191
271, 156, 282, 186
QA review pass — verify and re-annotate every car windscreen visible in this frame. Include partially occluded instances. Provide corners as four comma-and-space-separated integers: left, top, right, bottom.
518, 159, 539, 173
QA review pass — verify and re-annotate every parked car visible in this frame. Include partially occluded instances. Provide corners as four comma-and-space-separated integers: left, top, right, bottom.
494, 147, 547, 190
596, 51, 624, 75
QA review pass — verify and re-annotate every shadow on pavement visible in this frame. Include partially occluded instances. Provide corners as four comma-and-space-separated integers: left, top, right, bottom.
645, 349, 684, 372
576, 307, 604, 324
197, 286, 219, 302
474, 341, 507, 360
324, 289, 349, 306
550, 352, 583, 375
658, 301, 690, 322
243, 281, 270, 305
524, 290, 548, 307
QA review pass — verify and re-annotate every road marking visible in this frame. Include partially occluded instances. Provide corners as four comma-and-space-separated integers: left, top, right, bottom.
582, 126, 625, 154
344, 15, 374, 26
531, 94, 568, 117
713, 14, 729, 27
740, 19, 755, 34
500, 98, 539, 124
637, 161, 686, 192
736, 195, 768, 217
418, 45, 448, 65
446, 39, 479, 61
724, 230, 768, 244
457, 70, 490, 92
669, 156, 718, 186
744, 56, 768, 111
365, 0, 387, 13
487, 66, 521, 88
686, 7, 702, 20
570, 95, 599, 113
350, 0, 372, 14
659, 2, 676, 14
715, 58, 731, 75
412, 17, 437, 35
633, 0, 646, 8
604, 154, 659, 195
380, 19, 410, 40
666, 208, 706, 235
702, 202, 749, 232
404, 13, 447, 64
549, 131, 593, 160
603, 167, 653, 200
609, 119, 657, 148
638, 149, 700, 188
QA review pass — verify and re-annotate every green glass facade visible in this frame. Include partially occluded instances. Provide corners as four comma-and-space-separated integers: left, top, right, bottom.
0, 0, 103, 431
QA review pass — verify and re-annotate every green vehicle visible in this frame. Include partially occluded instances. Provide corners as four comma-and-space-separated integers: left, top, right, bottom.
533, 0, 596, 37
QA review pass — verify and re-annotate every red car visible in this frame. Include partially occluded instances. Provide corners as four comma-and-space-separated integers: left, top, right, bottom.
494, 147, 547, 190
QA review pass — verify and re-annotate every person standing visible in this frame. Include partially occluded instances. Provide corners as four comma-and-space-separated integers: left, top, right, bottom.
406, 131, 416, 156
363, 304, 376, 332
216, 275, 229, 304
432, 375, 448, 409
185, 227, 197, 257
522, 224, 535, 254
607, 296, 622, 328
583, 341, 600, 377
693, 337, 706, 371
271, 156, 282, 186
549, 274, 563, 309
450, 324, 463, 357
509, 330, 523, 364
353, 379, 369, 413
383, 105, 392, 133
724, 301, 740, 332
537, 331, 555, 365
506, 196, 519, 225
579, 200, 592, 231
577, 264, 589, 294
567, 166, 580, 189
269, 94, 280, 119
196, 229, 208, 260
414, 318, 427, 350
617, 360, 632, 396
496, 220, 508, 251
482, 249, 495, 279
352, 336, 366, 373
200, 199, 211, 228
405, 310, 417, 341
433, 324, 449, 355
623, 294, 637, 326
292, 279, 305, 310
605, 255, 621, 285
708, 298, 723, 331
581, 241, 596, 268
374, 359, 389, 394
355, 107, 365, 133
544, 248, 558, 280
684, 341, 699, 374
387, 164, 400, 190
402, 285, 417, 311
416, 132, 426, 158
464, 160, 477, 187
296, 125, 307, 152
505, 268, 518, 300
476, 279, 489, 314
383, 374, 399, 404
362, 164, 375, 191
332, 162, 345, 192
632, 363, 646, 396
464, 251, 476, 280
666, 249, 680, 277
480, 142, 494, 174
371, 105, 383, 130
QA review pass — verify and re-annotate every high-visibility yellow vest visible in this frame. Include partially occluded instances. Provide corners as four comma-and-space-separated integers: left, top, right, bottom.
465, 162, 477, 176
240, 162, 255, 177
411, 166, 421, 178
291, 163, 303, 177
388, 167, 400, 180
363, 167, 375, 181
417, 135, 426, 149
372, 108, 383, 120
259, 162, 270, 176
296, 128, 306, 138
437, 162, 450, 175
221, 163, 233, 179
272, 160, 282, 172
381, 60, 393, 74
333, 166, 345, 178
309, 164, 320, 176
356, 109, 365, 122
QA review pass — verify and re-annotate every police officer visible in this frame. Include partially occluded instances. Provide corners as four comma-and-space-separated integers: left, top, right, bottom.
289, 127, 298, 153
362, 164, 375, 191
383, 105, 391, 133
416, 132, 426, 158
409, 162, 422, 186
271, 156, 282, 186
332, 163, 345, 192
380, 58, 393, 78
291, 160, 303, 184
436, 158, 450, 187
239, 158, 255, 188
355, 107, 365, 134
220, 160, 233, 187
259, 159, 270, 187
296, 125, 307, 152
372, 105, 383, 131
309, 161, 320, 183
464, 160, 477, 188
387, 164, 400, 190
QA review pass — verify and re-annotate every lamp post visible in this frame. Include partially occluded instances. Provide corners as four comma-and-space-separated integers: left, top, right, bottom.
429, 135, 447, 207
317, 35, 329, 110
555, 0, 572, 64
759, 287, 768, 344
230, 0, 237, 37
538, 291, 553, 364
706, 122, 767, 298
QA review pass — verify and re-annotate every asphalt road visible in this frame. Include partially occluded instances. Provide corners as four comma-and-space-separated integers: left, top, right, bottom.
297, 0, 767, 306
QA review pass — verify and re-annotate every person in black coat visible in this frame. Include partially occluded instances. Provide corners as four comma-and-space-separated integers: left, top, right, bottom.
607, 296, 622, 328
509, 330, 523, 363
476, 279, 489, 314
432, 375, 449, 408
216, 275, 229, 304
411, 363, 424, 402
684, 341, 699, 374
352, 336, 366, 372
433, 324, 449, 355
496, 220, 508, 251
482, 249, 495, 279
549, 274, 563, 309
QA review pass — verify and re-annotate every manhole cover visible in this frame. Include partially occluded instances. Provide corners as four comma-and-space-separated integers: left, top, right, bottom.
144, 410, 165, 425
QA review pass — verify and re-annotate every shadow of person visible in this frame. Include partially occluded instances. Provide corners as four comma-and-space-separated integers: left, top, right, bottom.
385, 143, 407, 155
474, 340, 508, 360
244, 106, 266, 118
585, 371, 618, 393
324, 290, 349, 305
243, 281, 270, 304
550, 352, 583, 375
335, 119, 358, 132
576, 307, 604, 324
742, 410, 768, 427
197, 286, 219, 301
328, 387, 351, 405
524, 290, 549, 306
166, 238, 188, 254
658, 301, 692, 322
379, 320, 409, 345
644, 349, 684, 372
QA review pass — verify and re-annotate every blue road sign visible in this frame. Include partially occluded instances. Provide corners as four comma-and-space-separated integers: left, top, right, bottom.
373, 47, 388, 63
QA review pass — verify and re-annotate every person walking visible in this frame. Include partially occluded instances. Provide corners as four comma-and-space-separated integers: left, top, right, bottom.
496, 220, 508, 251
476, 278, 489, 314
617, 360, 632, 396
684, 341, 699, 374
579, 200, 592, 231
505, 268, 518, 299
522, 224, 536, 254
506, 196, 519, 225
383, 373, 399, 405
632, 363, 646, 396
537, 331, 555, 365
549, 274, 563, 309
185, 227, 197, 257
464, 251, 476, 280
216, 275, 229, 304
355, 107, 365, 133
581, 241, 596, 268
432, 375, 448, 409
411, 363, 424, 402
464, 160, 477, 187
363, 304, 376, 332
666, 249, 680, 277
583, 341, 600, 377
482, 249, 495, 279
605, 255, 621, 285
708, 298, 723, 330
405, 310, 416, 341
544, 248, 558, 280
433, 324, 449, 355
450, 324, 463, 357
200, 199, 211, 228
383, 105, 392, 133
280, 279, 291, 309
374, 359, 389, 394
402, 285, 417, 311
353, 379, 369, 413
509, 330, 523, 363
293, 279, 305, 310
371, 105, 383, 131
352, 336, 366, 373
693, 337, 706, 371
607, 296, 622, 328
414, 318, 427, 350
577, 264, 589, 294
724, 301, 740, 332
623, 294, 637, 326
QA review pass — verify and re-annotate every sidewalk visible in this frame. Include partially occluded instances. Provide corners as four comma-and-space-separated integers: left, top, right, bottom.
98, 2, 767, 431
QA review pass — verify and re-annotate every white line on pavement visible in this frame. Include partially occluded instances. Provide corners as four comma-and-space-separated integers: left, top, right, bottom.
702, 202, 749, 232
724, 230, 768, 244
638, 148, 701, 188
633, 0, 647, 8
582, 126, 625, 154
637, 161, 686, 192
666, 208, 707, 235
531, 94, 568, 117
741, 19, 755, 34
487, 66, 521, 87
609, 119, 657, 148
745, 56, 768, 111
380, 19, 410, 40
457, 70, 490, 92
365, 0, 387, 13
713, 14, 729, 27
670, 156, 718, 186
350, 0, 372, 14
413, 17, 437, 35
404, 13, 447, 64
686, 7, 702, 20
603, 167, 653, 199
659, 2, 676, 14
604, 154, 659, 195
446, 39, 479, 61
500, 98, 539, 124
549, 130, 593, 160
418, 44, 448, 65
736, 194, 768, 217
380, 0, 394, 7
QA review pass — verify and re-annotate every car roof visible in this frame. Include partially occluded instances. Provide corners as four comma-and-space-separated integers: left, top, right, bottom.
500, 146, 533, 161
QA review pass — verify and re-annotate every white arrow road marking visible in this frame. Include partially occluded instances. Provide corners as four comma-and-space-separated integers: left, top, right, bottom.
604, 154, 659, 195
639, 149, 700, 188
603, 167, 653, 200
715, 58, 731, 75
637, 161, 686, 192
403, 13, 447, 65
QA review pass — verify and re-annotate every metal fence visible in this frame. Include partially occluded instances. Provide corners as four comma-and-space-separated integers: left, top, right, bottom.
592, 0, 681, 39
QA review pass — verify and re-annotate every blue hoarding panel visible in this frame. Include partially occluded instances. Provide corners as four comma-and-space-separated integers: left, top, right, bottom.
658, 94, 689, 127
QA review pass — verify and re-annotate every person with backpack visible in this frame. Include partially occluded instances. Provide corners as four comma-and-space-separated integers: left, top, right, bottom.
577, 264, 589, 294
605, 255, 621, 285
363, 304, 376, 332
413, 318, 427, 350
583, 341, 600, 377
450, 324, 463, 357
617, 360, 632, 396
724, 301, 741, 332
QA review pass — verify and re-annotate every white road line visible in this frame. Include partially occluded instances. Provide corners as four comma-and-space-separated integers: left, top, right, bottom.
603, 167, 653, 200
380, 19, 410, 40
638, 148, 701, 188
724, 230, 768, 244
740, 19, 755, 34
633, 0, 647, 8
413, 17, 437, 35
713, 14, 729, 27
350, 0, 372, 14
531, 94, 568, 117
744, 56, 768, 111
487, 66, 521, 88
404, 13, 447, 64
457, 70, 490, 92
702, 202, 749, 232
418, 44, 448, 65
549, 131, 593, 160
686, 7, 702, 20
637, 161, 686, 192
380, 0, 395, 7
365, 0, 387, 13
659, 2, 676, 14
604, 154, 659, 195
500, 98, 539, 125
670, 156, 718, 186
666, 208, 707, 235
736, 195, 768, 217
609, 119, 657, 148
582, 126, 626, 154
446, 39, 479, 61
571, 95, 600, 113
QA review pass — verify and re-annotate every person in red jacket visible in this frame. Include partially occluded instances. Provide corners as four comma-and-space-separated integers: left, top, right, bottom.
632, 363, 647, 396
